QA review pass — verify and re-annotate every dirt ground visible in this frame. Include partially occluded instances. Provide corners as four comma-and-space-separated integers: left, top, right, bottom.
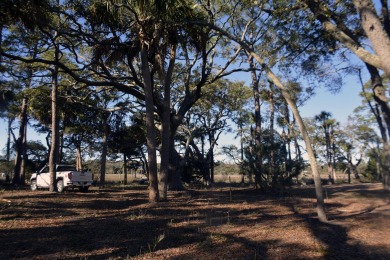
0, 182, 389, 259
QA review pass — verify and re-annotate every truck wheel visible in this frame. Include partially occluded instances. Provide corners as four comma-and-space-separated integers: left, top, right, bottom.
57, 179, 64, 193
79, 186, 89, 193
31, 180, 37, 191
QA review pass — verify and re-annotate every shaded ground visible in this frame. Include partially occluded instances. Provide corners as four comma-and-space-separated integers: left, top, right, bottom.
0, 182, 389, 259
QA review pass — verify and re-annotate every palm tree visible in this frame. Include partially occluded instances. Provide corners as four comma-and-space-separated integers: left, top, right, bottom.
315, 111, 337, 183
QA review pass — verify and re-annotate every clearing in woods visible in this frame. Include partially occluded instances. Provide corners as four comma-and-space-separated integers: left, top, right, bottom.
0, 182, 389, 259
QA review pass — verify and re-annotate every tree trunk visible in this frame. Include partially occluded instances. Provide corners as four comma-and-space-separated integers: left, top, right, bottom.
49, 63, 59, 193
168, 135, 185, 190
6, 117, 13, 162
269, 84, 276, 187
365, 64, 390, 190
123, 153, 127, 185
13, 139, 21, 185
209, 131, 215, 184
366, 64, 390, 139
250, 52, 328, 222
331, 127, 337, 183
354, 0, 390, 80
158, 45, 176, 201
49, 7, 60, 192
76, 143, 82, 171
324, 124, 334, 184
141, 48, 159, 202
99, 112, 109, 188
248, 52, 263, 189
59, 126, 64, 163
239, 122, 245, 183
305, 0, 382, 69
285, 102, 293, 176
291, 99, 328, 221
13, 91, 29, 185
20, 118, 27, 185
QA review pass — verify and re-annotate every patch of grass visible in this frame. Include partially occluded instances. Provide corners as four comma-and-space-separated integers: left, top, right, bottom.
148, 233, 165, 252
199, 233, 230, 249
127, 209, 148, 220
317, 244, 330, 257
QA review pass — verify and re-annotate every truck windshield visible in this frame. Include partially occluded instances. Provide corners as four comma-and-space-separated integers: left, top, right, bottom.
57, 166, 77, 171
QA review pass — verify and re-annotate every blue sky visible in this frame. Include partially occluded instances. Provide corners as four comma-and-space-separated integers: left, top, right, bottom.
300, 78, 363, 124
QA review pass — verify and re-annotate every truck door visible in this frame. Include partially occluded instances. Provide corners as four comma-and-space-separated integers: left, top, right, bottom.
37, 166, 51, 188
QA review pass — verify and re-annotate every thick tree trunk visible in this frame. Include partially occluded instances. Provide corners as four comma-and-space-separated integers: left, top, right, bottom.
168, 141, 185, 190
354, 0, 390, 80
366, 64, 390, 139
159, 107, 170, 200
141, 49, 159, 202
168, 127, 190, 190
365, 64, 390, 190
305, 0, 382, 69
158, 45, 176, 201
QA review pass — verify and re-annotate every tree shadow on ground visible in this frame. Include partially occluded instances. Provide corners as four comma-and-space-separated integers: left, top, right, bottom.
303, 217, 389, 260
289, 183, 390, 260
1, 184, 389, 259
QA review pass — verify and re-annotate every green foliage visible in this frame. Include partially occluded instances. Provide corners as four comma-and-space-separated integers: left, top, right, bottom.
108, 119, 147, 158
363, 156, 379, 181
0, 160, 13, 176
181, 155, 204, 184
0, 0, 52, 29
26, 140, 48, 169
242, 129, 301, 189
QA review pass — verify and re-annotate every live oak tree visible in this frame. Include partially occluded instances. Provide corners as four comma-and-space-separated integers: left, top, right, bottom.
88, 0, 252, 199
91, 0, 212, 201
183, 79, 251, 184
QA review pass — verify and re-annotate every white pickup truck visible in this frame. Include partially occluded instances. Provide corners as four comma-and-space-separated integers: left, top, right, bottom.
30, 165, 93, 192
